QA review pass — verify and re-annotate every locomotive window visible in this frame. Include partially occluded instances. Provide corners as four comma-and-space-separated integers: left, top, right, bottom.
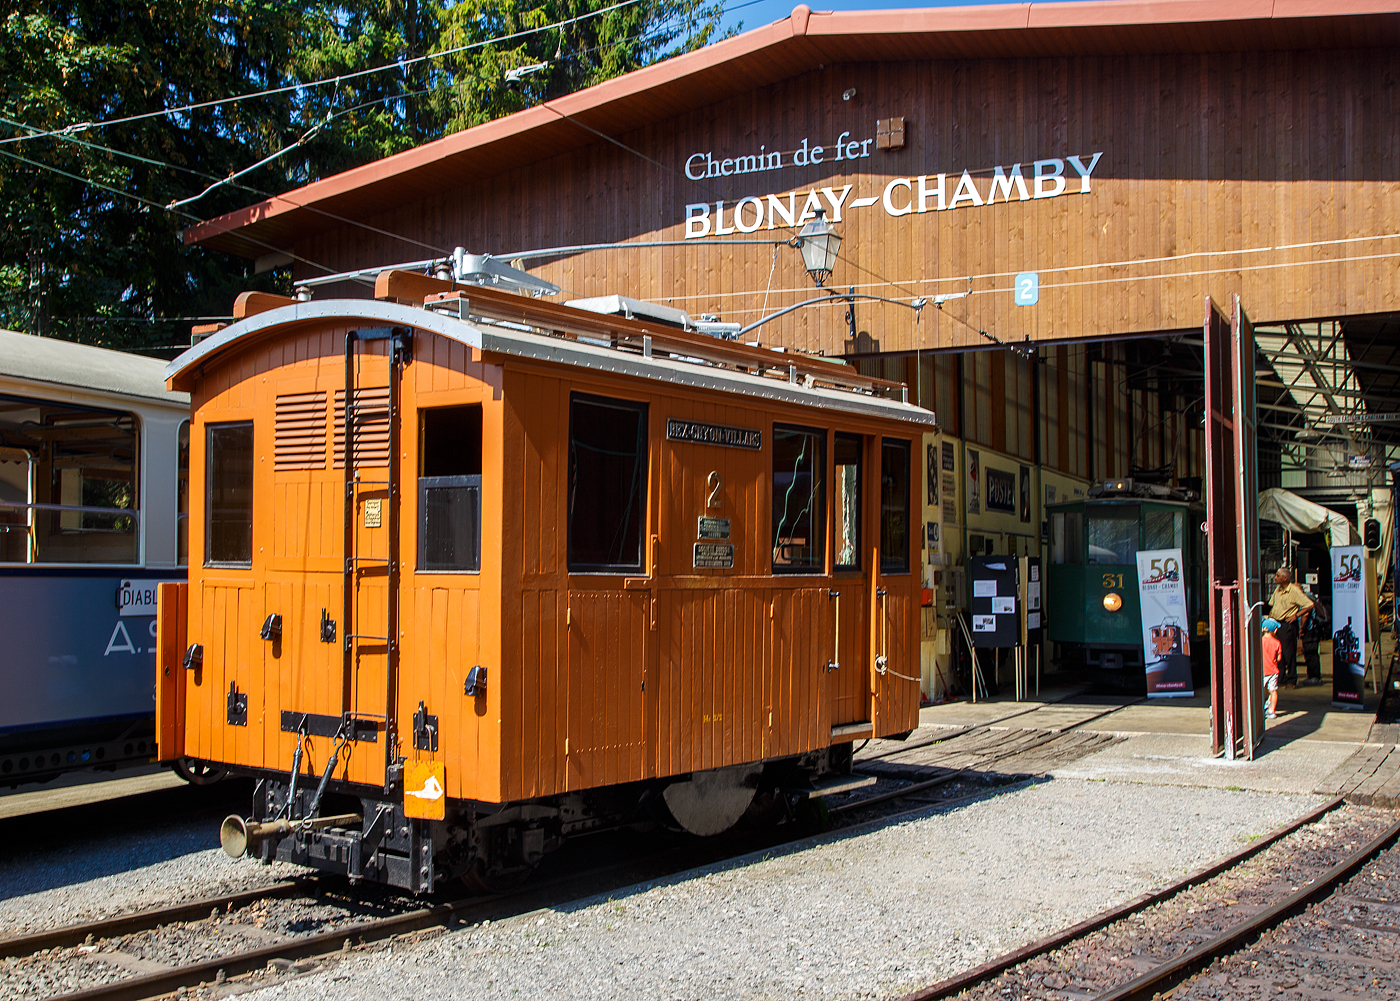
418, 406, 483, 573
568, 395, 647, 572
1144, 508, 1183, 551
1050, 511, 1083, 565
772, 426, 825, 573
206, 422, 254, 567
834, 433, 862, 570
0, 393, 139, 565
880, 438, 911, 574
1087, 508, 1138, 565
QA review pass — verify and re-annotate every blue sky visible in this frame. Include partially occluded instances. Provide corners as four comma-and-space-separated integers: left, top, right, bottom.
714, 0, 1033, 39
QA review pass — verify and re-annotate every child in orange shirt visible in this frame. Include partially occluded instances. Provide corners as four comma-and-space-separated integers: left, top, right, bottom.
1261, 617, 1281, 719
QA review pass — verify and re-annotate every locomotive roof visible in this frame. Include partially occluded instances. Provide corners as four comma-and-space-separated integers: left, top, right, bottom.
0, 327, 190, 409
166, 299, 937, 428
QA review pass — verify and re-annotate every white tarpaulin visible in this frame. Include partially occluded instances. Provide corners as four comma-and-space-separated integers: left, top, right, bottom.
1257, 488, 1354, 545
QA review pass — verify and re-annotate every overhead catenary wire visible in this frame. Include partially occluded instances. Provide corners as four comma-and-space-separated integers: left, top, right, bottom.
0, 0, 649, 147
0, 2, 761, 261
0, 146, 344, 277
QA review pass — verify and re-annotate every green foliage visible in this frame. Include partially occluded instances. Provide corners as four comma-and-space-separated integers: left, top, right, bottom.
0, 0, 726, 352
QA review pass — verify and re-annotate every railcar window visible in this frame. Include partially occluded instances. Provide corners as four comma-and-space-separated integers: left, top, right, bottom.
1144, 508, 1183, 551
880, 439, 911, 574
1087, 508, 1138, 564
205, 422, 254, 567
418, 406, 483, 573
772, 426, 826, 573
834, 433, 862, 569
1050, 511, 1084, 564
177, 421, 190, 565
0, 393, 138, 564
568, 395, 647, 572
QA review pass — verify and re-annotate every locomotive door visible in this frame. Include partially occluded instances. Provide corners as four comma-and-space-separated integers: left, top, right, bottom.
871, 438, 916, 733
827, 433, 872, 729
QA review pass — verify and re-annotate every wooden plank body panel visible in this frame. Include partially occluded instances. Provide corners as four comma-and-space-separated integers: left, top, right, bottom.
178, 317, 922, 806
155, 582, 188, 761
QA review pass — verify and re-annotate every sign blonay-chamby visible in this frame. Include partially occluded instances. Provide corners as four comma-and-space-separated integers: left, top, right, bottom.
682, 133, 1104, 238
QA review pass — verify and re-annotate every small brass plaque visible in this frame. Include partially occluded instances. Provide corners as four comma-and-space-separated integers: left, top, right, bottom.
697, 516, 731, 540
364, 498, 382, 528
693, 542, 735, 569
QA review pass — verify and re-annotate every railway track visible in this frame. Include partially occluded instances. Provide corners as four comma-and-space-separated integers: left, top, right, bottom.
6, 701, 1157, 1001
900, 797, 1400, 1001
837, 695, 1141, 815
6, 714, 1084, 1001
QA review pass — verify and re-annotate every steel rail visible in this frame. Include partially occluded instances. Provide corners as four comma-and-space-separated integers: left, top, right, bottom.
897, 796, 1353, 1001
0, 881, 310, 959
1092, 813, 1400, 1001
838, 699, 1143, 813
854, 687, 1100, 763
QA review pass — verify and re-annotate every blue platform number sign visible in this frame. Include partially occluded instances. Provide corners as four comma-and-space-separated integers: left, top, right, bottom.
1014, 272, 1039, 306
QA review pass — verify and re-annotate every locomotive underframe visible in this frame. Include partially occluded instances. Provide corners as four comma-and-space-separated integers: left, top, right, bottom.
229, 744, 854, 893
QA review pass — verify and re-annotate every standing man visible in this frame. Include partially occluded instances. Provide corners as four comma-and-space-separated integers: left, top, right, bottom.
1299, 583, 1328, 686
1268, 567, 1314, 687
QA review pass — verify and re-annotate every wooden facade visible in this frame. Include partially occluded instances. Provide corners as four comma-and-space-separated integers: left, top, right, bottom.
192, 5, 1400, 362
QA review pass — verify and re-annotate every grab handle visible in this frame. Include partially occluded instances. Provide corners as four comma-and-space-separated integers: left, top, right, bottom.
827, 589, 841, 672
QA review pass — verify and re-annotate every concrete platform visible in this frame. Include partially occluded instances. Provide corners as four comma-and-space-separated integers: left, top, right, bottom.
915, 640, 1393, 800
0, 766, 185, 820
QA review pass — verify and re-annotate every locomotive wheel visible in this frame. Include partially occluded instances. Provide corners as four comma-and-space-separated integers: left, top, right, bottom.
173, 758, 227, 785
460, 859, 536, 896
793, 796, 831, 836
662, 763, 762, 836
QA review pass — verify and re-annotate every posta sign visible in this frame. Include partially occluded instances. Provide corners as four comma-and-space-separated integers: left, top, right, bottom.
683, 138, 1104, 238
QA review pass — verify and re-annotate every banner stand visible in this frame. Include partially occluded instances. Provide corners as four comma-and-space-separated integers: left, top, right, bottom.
1136, 548, 1195, 698
1330, 546, 1368, 710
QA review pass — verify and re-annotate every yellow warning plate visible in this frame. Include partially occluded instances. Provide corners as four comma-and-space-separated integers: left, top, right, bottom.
404, 760, 446, 820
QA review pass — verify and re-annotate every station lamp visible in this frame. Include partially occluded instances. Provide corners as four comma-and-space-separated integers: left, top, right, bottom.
796, 209, 841, 287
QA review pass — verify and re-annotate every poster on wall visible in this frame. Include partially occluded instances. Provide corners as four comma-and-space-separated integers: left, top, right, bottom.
1330, 546, 1367, 708
966, 449, 981, 514
1135, 549, 1194, 697
986, 467, 1016, 513
942, 441, 956, 471
927, 444, 938, 506
1019, 465, 1032, 523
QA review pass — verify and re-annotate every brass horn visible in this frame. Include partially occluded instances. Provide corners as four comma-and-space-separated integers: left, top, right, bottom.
220, 813, 362, 859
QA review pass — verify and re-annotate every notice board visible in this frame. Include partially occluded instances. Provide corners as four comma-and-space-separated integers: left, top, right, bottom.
969, 555, 1019, 648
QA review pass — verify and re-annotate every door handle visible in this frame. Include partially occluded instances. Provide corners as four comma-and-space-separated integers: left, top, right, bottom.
827, 589, 841, 672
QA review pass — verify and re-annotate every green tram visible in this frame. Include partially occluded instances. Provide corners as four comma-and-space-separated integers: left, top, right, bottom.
1045, 483, 1207, 692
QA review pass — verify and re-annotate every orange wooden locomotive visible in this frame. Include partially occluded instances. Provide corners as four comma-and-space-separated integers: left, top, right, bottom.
156, 274, 933, 891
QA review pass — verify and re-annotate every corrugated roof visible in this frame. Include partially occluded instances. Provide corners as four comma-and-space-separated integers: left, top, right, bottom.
186, 0, 1400, 258
0, 328, 190, 407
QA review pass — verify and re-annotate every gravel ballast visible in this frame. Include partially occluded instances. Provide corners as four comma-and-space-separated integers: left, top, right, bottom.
211, 779, 1325, 1001
0, 815, 300, 938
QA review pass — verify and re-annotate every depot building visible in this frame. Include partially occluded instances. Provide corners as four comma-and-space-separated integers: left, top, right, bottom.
188, 1, 1400, 723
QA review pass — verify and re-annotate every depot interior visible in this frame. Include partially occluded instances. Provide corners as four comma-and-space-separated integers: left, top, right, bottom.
861, 322, 1400, 700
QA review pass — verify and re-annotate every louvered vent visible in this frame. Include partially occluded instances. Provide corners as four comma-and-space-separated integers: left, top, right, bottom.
333, 387, 391, 468
273, 392, 328, 470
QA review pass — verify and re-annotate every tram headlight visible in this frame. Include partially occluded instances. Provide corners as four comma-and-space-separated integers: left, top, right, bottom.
1102, 592, 1123, 613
